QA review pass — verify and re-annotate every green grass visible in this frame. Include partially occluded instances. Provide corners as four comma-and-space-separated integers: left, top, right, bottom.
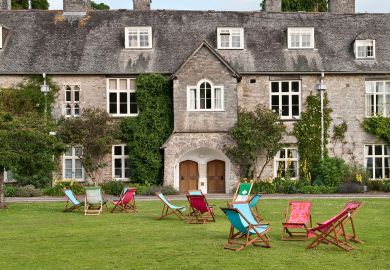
0, 199, 389, 270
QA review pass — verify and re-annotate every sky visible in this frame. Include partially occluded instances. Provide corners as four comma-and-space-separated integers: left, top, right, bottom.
48, 0, 390, 13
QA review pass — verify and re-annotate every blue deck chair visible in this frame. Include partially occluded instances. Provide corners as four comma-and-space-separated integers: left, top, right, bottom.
63, 189, 84, 212
221, 202, 271, 251
156, 192, 186, 220
249, 194, 263, 221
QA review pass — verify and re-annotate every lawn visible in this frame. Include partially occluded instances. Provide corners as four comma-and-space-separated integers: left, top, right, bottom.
0, 198, 389, 270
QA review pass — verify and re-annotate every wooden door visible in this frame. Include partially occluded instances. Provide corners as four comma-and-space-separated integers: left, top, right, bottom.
179, 160, 199, 193
207, 160, 225, 193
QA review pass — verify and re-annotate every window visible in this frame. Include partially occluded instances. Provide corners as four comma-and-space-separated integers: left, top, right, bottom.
125, 27, 152, 49
355, 40, 375, 59
275, 148, 299, 179
187, 80, 224, 111
365, 145, 390, 179
63, 147, 84, 181
107, 78, 138, 117
365, 81, 390, 117
217, 28, 244, 49
270, 81, 301, 119
64, 85, 80, 117
4, 170, 15, 183
112, 145, 130, 180
287, 28, 315, 49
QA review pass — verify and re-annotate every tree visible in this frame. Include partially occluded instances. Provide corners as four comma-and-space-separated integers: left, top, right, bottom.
57, 108, 119, 185
261, 0, 328, 12
12, 0, 49, 10
0, 113, 65, 208
91, 1, 110, 10
121, 74, 173, 185
225, 106, 286, 180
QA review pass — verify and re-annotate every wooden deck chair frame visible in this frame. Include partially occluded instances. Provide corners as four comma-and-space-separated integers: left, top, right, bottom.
63, 189, 84, 212
281, 201, 312, 241
221, 206, 271, 252
155, 192, 186, 220
232, 180, 254, 202
84, 187, 104, 216
111, 187, 138, 213
318, 201, 364, 244
306, 208, 356, 252
186, 190, 215, 224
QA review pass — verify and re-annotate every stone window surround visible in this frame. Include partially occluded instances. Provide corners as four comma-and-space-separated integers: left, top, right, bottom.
364, 144, 390, 180
355, 39, 375, 60
274, 147, 299, 179
186, 79, 225, 112
270, 80, 301, 120
64, 84, 81, 117
63, 146, 84, 181
124, 26, 153, 49
106, 78, 138, 117
217, 27, 244, 50
112, 144, 130, 180
287, 27, 315, 49
365, 80, 390, 117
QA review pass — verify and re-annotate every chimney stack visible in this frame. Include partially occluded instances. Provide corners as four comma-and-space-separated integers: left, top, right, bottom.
63, 0, 91, 15
0, 0, 11, 10
263, 0, 281, 12
133, 0, 152, 11
328, 0, 355, 14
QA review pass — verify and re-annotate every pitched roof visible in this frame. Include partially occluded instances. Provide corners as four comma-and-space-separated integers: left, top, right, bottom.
0, 10, 390, 74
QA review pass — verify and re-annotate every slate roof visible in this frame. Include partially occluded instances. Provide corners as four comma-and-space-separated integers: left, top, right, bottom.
0, 9, 390, 74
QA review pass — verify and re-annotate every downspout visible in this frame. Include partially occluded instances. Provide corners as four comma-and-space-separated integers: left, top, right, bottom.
317, 72, 327, 159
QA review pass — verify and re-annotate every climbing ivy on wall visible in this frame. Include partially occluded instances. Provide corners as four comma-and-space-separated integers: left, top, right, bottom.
362, 116, 390, 144
120, 74, 173, 185
293, 93, 332, 183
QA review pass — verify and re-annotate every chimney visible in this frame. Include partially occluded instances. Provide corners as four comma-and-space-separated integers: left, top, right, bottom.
63, 0, 91, 15
133, 0, 152, 11
328, 0, 355, 14
263, 0, 281, 12
0, 0, 11, 10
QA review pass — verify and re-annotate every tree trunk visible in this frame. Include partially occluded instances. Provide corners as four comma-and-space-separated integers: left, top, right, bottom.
0, 169, 6, 209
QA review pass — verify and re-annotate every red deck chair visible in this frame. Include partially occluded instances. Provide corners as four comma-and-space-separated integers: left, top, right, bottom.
318, 201, 363, 243
306, 204, 360, 252
282, 201, 312, 241
111, 188, 137, 213
186, 190, 215, 224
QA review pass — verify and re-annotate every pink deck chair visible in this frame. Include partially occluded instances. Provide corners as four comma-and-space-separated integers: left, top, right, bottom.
282, 201, 312, 241
186, 190, 215, 224
111, 187, 137, 213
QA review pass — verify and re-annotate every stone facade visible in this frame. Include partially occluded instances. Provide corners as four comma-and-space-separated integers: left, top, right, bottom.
63, 0, 91, 14
0, 0, 10, 10
329, 0, 355, 14
263, 0, 282, 12
133, 0, 151, 11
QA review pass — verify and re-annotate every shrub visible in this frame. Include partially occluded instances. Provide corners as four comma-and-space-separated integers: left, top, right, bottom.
337, 182, 365, 193
273, 178, 304, 194
135, 185, 178, 196
344, 163, 369, 185
101, 180, 126, 195
383, 181, 390, 192
367, 180, 390, 192
5, 185, 16, 197
44, 179, 85, 196
252, 181, 276, 194
314, 157, 349, 187
300, 186, 337, 194
15, 185, 43, 197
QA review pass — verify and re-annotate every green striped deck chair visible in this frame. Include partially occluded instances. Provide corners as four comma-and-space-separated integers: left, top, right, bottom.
84, 187, 105, 216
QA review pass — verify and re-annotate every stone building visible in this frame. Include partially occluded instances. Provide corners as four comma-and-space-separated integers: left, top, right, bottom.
0, 0, 389, 193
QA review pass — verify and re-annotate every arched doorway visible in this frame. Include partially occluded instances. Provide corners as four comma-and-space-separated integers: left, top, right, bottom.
179, 160, 199, 193
207, 160, 225, 193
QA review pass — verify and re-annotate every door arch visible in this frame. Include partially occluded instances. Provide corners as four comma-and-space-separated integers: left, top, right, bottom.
207, 160, 225, 193
179, 160, 199, 193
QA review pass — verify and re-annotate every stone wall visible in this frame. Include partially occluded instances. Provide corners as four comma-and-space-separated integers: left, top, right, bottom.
63, 0, 91, 13
329, 0, 355, 14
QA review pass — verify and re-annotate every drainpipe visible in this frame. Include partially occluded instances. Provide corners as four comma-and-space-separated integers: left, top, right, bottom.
317, 72, 327, 159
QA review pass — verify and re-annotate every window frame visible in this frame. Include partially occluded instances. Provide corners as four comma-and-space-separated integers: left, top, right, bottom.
125, 26, 153, 49
274, 147, 299, 179
3, 170, 16, 183
63, 147, 84, 181
269, 80, 301, 120
364, 144, 390, 180
186, 79, 225, 112
112, 144, 130, 181
217, 27, 244, 50
355, 40, 376, 60
64, 85, 81, 117
287, 27, 315, 49
365, 81, 390, 117
0, 26, 2, 49
107, 78, 138, 117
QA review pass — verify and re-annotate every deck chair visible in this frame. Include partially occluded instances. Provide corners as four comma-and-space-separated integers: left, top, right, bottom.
249, 193, 263, 221
306, 204, 359, 252
282, 201, 312, 241
317, 201, 363, 243
232, 180, 254, 202
186, 190, 215, 224
63, 189, 84, 212
111, 187, 137, 213
221, 202, 271, 251
155, 192, 186, 220
84, 187, 105, 216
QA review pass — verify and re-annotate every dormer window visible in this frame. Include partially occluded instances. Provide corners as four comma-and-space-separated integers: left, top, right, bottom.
355, 40, 375, 59
287, 27, 315, 49
217, 27, 244, 49
125, 27, 152, 49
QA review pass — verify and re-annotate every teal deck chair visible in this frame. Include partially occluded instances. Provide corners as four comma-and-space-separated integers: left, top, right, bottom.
249, 193, 263, 221
63, 189, 84, 212
221, 202, 271, 251
156, 192, 186, 220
